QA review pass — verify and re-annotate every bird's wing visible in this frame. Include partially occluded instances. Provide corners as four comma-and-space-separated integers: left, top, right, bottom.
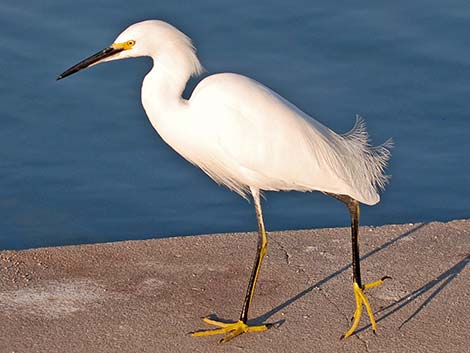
189, 73, 391, 204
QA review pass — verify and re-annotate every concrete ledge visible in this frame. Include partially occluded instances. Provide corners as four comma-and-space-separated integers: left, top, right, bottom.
1, 220, 469, 352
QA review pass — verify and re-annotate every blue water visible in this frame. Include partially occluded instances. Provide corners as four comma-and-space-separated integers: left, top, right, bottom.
1, 1, 469, 250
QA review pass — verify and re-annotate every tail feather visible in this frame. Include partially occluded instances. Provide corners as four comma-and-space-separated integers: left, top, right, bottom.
341, 115, 393, 194
305, 114, 392, 204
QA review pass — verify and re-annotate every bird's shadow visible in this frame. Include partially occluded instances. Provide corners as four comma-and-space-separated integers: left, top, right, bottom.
354, 253, 470, 334
250, 222, 429, 326
206, 223, 469, 336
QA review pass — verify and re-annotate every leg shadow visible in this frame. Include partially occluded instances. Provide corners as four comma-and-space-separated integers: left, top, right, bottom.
353, 254, 470, 334
253, 222, 428, 324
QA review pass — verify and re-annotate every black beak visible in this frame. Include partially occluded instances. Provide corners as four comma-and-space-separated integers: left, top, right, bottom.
56, 46, 124, 80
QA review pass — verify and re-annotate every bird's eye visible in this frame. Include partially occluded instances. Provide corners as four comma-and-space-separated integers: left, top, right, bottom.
127, 40, 136, 47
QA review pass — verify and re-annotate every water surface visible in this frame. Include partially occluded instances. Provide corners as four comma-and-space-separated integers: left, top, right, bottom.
1, 0, 469, 249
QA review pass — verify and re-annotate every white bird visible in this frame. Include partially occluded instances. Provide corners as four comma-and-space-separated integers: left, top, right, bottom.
57, 20, 392, 342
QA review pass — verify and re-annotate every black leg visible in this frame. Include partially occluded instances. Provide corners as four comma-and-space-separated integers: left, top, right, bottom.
191, 187, 270, 342
348, 199, 362, 288
327, 193, 362, 286
328, 193, 387, 338
240, 188, 268, 322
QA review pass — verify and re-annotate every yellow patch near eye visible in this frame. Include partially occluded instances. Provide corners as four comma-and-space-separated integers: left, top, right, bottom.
112, 40, 136, 50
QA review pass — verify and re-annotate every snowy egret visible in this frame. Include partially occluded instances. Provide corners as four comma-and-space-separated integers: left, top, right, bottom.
57, 20, 392, 342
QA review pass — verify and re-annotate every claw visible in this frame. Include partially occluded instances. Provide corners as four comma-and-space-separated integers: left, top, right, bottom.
342, 278, 387, 338
219, 327, 244, 343
363, 275, 391, 290
192, 318, 270, 342
201, 317, 230, 327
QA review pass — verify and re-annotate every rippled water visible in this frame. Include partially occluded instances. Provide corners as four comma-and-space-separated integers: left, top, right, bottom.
1, 0, 469, 249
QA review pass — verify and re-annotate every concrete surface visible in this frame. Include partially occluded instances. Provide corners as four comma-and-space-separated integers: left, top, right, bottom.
0, 219, 469, 353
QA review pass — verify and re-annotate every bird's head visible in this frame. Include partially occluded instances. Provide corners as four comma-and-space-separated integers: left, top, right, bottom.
57, 20, 203, 80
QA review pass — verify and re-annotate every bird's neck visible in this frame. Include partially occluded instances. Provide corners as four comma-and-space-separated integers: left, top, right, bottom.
140, 54, 195, 155
142, 56, 190, 114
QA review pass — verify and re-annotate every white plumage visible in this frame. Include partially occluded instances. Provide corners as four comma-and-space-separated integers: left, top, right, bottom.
58, 19, 393, 342
121, 20, 391, 205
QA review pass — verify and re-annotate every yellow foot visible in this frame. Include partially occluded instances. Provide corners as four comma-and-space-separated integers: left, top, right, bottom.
341, 276, 390, 339
191, 317, 270, 343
